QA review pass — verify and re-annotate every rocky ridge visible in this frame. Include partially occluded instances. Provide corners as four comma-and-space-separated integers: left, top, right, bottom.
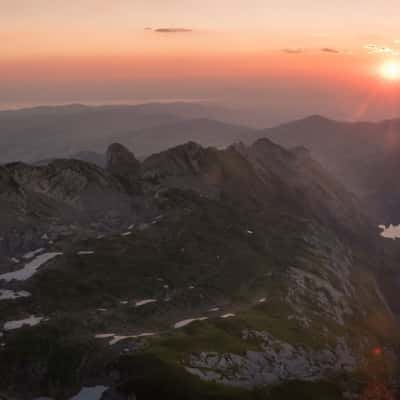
0, 141, 398, 399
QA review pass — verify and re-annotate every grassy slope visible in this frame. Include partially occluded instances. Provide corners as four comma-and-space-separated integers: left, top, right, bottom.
0, 189, 398, 399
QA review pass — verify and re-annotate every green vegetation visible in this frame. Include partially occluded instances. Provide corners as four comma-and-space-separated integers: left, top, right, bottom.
0, 185, 398, 399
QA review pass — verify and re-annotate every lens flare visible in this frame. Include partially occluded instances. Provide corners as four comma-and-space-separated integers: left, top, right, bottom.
372, 346, 382, 357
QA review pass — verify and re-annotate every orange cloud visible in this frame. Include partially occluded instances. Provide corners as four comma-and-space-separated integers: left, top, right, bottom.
153, 28, 193, 33
282, 48, 304, 54
321, 47, 340, 53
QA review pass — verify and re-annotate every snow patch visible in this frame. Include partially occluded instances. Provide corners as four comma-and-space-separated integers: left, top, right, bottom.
0, 252, 63, 282
69, 386, 108, 400
23, 248, 45, 259
135, 299, 157, 307
0, 289, 31, 301
379, 224, 400, 239
109, 332, 156, 345
220, 313, 235, 319
4, 315, 45, 331
95, 332, 156, 345
174, 317, 208, 329
95, 334, 115, 339
258, 297, 267, 303
77, 251, 95, 255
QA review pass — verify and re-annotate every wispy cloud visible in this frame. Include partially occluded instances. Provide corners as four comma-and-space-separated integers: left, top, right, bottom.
282, 47, 345, 55
321, 47, 339, 53
364, 43, 400, 55
153, 28, 193, 33
282, 48, 304, 54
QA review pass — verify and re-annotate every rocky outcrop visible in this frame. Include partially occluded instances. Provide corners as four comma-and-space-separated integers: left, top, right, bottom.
183, 222, 391, 389
186, 332, 357, 388
141, 141, 227, 198
7, 160, 128, 209
0, 159, 135, 257
106, 143, 141, 194
141, 139, 369, 240
142, 141, 214, 179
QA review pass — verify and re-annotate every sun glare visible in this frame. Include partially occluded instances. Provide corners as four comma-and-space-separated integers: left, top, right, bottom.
380, 60, 400, 81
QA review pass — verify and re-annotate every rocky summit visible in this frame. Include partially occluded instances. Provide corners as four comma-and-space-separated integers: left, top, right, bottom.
106, 143, 142, 195
0, 141, 399, 400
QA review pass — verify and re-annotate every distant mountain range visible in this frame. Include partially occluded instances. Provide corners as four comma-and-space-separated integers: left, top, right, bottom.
3, 103, 400, 224
263, 115, 400, 222
0, 103, 262, 164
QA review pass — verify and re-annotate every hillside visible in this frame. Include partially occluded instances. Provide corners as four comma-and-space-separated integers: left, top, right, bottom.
0, 141, 398, 399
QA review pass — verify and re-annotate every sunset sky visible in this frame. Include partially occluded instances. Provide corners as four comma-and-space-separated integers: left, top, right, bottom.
2, 0, 400, 122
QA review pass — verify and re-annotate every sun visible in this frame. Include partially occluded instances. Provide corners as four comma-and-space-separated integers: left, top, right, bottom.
380, 60, 400, 81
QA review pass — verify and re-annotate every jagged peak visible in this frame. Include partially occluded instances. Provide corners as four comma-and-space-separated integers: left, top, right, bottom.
291, 145, 311, 158
106, 143, 139, 170
106, 143, 141, 194
143, 141, 210, 165
164, 140, 205, 153
302, 114, 332, 123
142, 141, 217, 180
